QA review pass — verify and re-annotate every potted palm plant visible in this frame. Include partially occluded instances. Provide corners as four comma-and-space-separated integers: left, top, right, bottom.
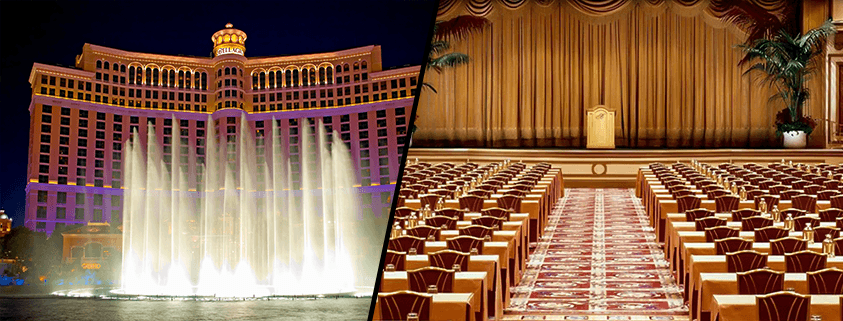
738, 20, 835, 148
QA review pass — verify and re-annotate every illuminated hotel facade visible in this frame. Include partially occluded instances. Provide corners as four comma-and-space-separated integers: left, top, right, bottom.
25, 24, 417, 235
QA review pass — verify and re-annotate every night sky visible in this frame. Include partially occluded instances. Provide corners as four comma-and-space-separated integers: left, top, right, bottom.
0, 0, 437, 226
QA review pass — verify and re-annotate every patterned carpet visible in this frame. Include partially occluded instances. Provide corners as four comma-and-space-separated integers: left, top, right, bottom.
504, 188, 688, 320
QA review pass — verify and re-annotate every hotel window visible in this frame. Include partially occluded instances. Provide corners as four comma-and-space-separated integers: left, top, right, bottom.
37, 191, 48, 203
75, 208, 84, 220
59, 136, 68, 145
75, 193, 85, 205
56, 208, 66, 219
77, 168, 86, 176
39, 164, 49, 173
94, 209, 103, 222
38, 175, 48, 183
94, 194, 103, 206
39, 155, 49, 163
35, 222, 46, 230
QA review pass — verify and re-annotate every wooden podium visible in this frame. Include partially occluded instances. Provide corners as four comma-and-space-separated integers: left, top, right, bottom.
586, 105, 615, 149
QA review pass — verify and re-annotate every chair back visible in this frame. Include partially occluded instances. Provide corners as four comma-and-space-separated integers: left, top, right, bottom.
819, 208, 843, 222
384, 250, 406, 271
785, 250, 828, 272
715, 195, 741, 213
732, 209, 762, 221
407, 226, 441, 240
742, 216, 774, 231
445, 236, 484, 254
754, 194, 781, 211
706, 189, 730, 200
685, 208, 714, 221
496, 195, 523, 212
394, 207, 416, 219
715, 237, 753, 255
755, 227, 790, 243
435, 208, 466, 221
813, 227, 840, 243
770, 237, 808, 255
677, 195, 702, 214
425, 216, 458, 230
458, 195, 484, 212
399, 188, 418, 199
428, 249, 470, 272
781, 208, 807, 219
737, 269, 784, 294
388, 236, 426, 253
704, 226, 740, 242
726, 250, 768, 272
407, 267, 455, 293
468, 189, 492, 198
419, 194, 441, 210
757, 292, 810, 321
471, 216, 506, 230
818, 190, 841, 201
458, 225, 495, 239
807, 267, 843, 294
830, 195, 843, 209
793, 216, 821, 232
378, 291, 432, 321
791, 195, 818, 213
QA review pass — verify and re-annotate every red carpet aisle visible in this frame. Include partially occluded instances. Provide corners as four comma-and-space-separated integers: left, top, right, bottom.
504, 188, 688, 320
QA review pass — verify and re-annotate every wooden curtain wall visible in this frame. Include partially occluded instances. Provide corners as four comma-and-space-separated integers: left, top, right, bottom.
414, 0, 809, 148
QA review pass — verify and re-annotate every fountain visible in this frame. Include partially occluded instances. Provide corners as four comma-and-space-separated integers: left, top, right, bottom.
119, 113, 360, 297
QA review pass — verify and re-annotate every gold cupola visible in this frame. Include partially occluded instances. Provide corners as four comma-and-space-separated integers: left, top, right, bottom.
212, 23, 247, 57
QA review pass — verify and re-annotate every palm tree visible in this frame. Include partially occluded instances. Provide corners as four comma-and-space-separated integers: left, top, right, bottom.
423, 15, 489, 93
738, 19, 836, 136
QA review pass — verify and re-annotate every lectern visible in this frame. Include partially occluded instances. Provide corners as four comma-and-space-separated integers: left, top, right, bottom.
586, 105, 615, 149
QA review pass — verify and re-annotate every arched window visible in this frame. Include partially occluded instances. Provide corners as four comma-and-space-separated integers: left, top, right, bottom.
152, 69, 159, 86
259, 72, 266, 89
285, 70, 292, 88
309, 69, 316, 86
201, 72, 208, 90
326, 67, 333, 84
252, 74, 259, 90
136, 67, 143, 84
217, 69, 222, 77
353, 62, 359, 70
169, 70, 175, 87
336, 65, 342, 73
239, 69, 243, 77
225, 67, 231, 75
292, 69, 299, 87
194, 72, 201, 88
185, 71, 191, 89
128, 67, 136, 85
275, 71, 283, 88
344, 64, 349, 72
179, 71, 185, 88
120, 65, 126, 73
145, 68, 152, 85
104, 61, 110, 70
96, 60, 102, 69
268, 71, 275, 88
319, 67, 326, 84
113, 63, 119, 71
361, 61, 367, 69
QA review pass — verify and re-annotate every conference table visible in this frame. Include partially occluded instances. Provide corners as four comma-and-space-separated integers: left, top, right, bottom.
695, 273, 809, 321
380, 271, 489, 321
710, 294, 841, 321
422, 241, 514, 290
405, 253, 505, 318
372, 292, 475, 321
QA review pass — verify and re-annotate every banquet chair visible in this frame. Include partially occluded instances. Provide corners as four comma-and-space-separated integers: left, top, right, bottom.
388, 236, 426, 253
704, 226, 740, 242
399, 188, 418, 199
378, 290, 432, 321
819, 208, 843, 222
791, 195, 818, 213
807, 267, 843, 294
677, 195, 702, 214
428, 249, 470, 272
785, 251, 827, 272
503, 189, 527, 197
496, 195, 523, 213
471, 216, 506, 230
458, 225, 495, 239
824, 181, 840, 190
832, 195, 843, 209
715, 237, 753, 255
715, 195, 741, 213
818, 190, 840, 201
706, 189, 730, 200
737, 269, 784, 294
407, 226, 441, 240
481, 207, 511, 220
407, 267, 455, 293
759, 180, 778, 189
757, 291, 810, 321
803, 184, 823, 195
383, 250, 406, 272
432, 189, 453, 200
793, 216, 820, 232
445, 236, 484, 255
813, 227, 840, 243
695, 217, 727, 231
742, 216, 774, 231
769, 185, 788, 196
732, 209, 762, 221
426, 216, 458, 230
435, 208, 466, 221
771, 237, 808, 255
467, 189, 492, 199
458, 195, 485, 213
685, 208, 715, 221
727, 250, 768, 272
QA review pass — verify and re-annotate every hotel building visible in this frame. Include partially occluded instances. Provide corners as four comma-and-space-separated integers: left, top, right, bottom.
25, 23, 418, 235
